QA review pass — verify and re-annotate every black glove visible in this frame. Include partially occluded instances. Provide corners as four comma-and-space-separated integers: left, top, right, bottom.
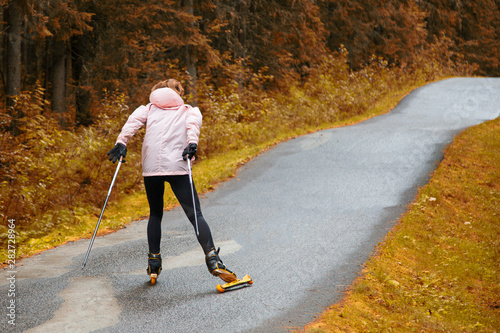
182, 143, 197, 161
107, 143, 127, 163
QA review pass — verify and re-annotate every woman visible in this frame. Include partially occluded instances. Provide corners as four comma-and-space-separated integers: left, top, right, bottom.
107, 79, 236, 283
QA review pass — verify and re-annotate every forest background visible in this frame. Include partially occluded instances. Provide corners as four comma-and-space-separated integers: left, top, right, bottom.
1, 0, 499, 262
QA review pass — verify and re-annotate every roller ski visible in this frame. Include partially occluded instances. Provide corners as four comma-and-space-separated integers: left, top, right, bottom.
147, 252, 162, 285
216, 274, 253, 293
206, 248, 253, 292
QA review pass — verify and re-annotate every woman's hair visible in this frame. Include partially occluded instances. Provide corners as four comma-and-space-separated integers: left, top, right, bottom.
151, 79, 184, 96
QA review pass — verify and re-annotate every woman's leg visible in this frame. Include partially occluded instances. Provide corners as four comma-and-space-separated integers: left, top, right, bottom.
167, 175, 215, 254
144, 176, 165, 254
168, 174, 236, 282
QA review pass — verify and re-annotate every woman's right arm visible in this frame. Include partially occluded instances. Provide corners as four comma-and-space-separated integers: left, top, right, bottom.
185, 106, 202, 144
116, 105, 150, 146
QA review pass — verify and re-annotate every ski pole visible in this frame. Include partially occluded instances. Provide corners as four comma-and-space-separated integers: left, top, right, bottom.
186, 158, 199, 236
82, 156, 123, 269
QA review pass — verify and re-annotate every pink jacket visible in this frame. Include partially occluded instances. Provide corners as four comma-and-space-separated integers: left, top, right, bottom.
116, 87, 202, 176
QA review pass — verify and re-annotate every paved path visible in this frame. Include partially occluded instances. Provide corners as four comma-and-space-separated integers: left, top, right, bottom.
2, 78, 499, 333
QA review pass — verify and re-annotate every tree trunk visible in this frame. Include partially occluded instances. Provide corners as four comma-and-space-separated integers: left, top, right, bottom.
51, 39, 67, 126
72, 35, 93, 127
75, 86, 92, 126
185, 45, 197, 105
185, 0, 197, 105
5, 0, 22, 108
4, 0, 23, 135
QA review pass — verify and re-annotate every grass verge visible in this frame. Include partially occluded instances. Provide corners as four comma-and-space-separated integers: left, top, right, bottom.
3, 78, 431, 264
302, 116, 500, 332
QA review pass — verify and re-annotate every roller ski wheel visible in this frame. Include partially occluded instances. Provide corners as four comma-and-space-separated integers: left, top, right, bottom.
147, 252, 162, 285
217, 275, 253, 293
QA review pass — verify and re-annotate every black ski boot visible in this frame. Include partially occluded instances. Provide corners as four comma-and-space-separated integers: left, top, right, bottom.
205, 248, 237, 283
147, 252, 162, 285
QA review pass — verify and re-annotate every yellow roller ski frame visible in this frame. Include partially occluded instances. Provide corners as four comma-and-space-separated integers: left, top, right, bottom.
216, 275, 253, 293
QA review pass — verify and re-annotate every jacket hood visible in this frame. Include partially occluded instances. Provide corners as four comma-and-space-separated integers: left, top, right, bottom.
149, 87, 184, 109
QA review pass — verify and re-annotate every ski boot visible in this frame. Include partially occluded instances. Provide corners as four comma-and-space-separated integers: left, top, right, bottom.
147, 252, 162, 285
205, 248, 237, 283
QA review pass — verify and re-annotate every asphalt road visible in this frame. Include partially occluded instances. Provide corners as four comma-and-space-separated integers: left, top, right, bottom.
2, 78, 499, 333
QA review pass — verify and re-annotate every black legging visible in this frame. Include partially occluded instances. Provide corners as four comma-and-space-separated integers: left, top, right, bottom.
144, 175, 215, 255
